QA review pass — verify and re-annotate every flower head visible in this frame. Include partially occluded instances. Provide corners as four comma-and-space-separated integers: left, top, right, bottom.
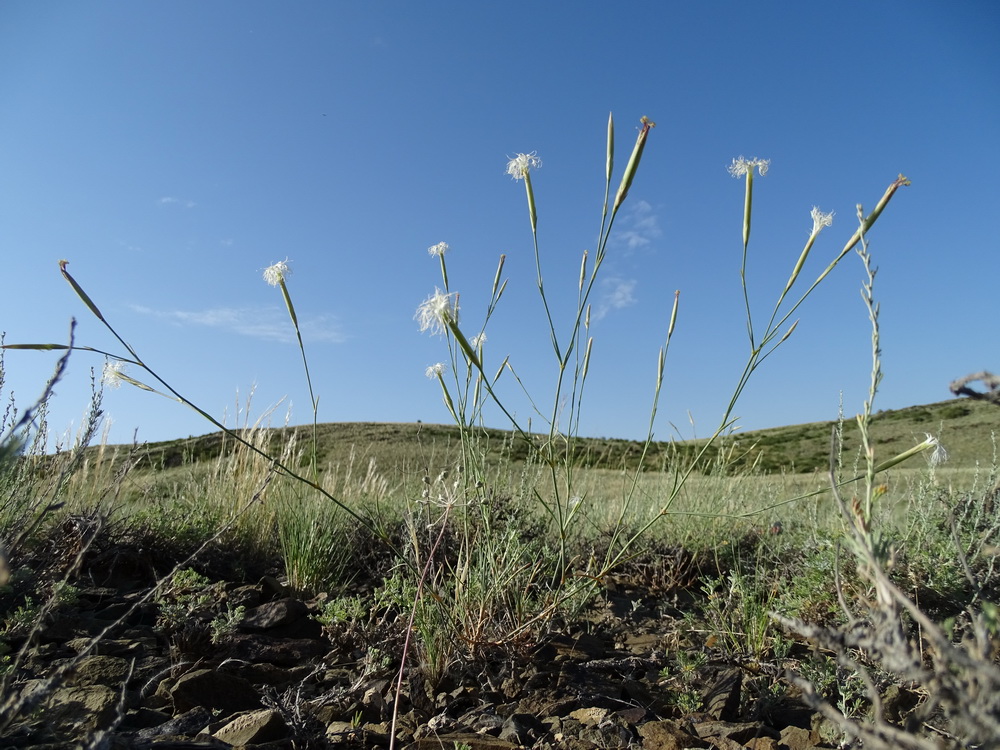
425, 362, 446, 379
102, 360, 128, 389
469, 333, 487, 348
810, 207, 834, 236
415, 288, 459, 335
263, 259, 291, 287
728, 156, 770, 178
505, 152, 542, 181
428, 242, 449, 257
924, 433, 949, 467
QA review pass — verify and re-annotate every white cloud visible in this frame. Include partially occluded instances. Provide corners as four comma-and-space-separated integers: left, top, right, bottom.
615, 199, 662, 252
157, 196, 196, 208
130, 304, 345, 344
595, 277, 637, 320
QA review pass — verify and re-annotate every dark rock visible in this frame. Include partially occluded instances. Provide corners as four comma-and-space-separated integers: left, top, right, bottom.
69, 654, 132, 686
240, 597, 308, 631
693, 720, 778, 744
405, 733, 519, 749
43, 684, 121, 737
638, 719, 710, 749
228, 633, 328, 666
499, 712, 544, 744
226, 661, 303, 688
137, 705, 213, 738
701, 667, 742, 721
121, 706, 172, 730
259, 575, 291, 599
170, 668, 261, 714
882, 682, 920, 723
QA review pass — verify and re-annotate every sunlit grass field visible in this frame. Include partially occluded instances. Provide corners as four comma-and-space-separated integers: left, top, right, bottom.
61, 397, 996, 564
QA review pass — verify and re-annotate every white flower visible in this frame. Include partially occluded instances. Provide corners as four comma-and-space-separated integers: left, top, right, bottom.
505, 152, 542, 181
727, 156, 770, 178
427, 242, 449, 257
263, 259, 291, 286
924, 433, 949, 467
810, 207, 834, 236
415, 288, 459, 335
102, 360, 128, 389
469, 333, 487, 348
425, 362, 446, 378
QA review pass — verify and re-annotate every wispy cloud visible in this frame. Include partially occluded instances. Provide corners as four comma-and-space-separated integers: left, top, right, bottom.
157, 196, 196, 209
130, 304, 345, 344
614, 199, 662, 252
594, 277, 637, 320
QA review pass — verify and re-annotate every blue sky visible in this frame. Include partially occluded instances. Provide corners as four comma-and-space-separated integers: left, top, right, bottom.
1, 1, 997, 447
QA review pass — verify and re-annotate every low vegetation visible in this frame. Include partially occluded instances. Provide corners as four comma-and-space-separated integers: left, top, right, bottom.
1, 116, 997, 748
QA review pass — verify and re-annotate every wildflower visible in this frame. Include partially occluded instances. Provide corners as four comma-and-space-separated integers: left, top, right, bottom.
810, 207, 834, 236
425, 362, 446, 378
415, 288, 459, 335
102, 360, 128, 389
505, 152, 542, 181
470, 333, 487, 348
925, 433, 949, 467
427, 242, 449, 257
727, 156, 770, 178
783, 207, 835, 297
263, 259, 291, 287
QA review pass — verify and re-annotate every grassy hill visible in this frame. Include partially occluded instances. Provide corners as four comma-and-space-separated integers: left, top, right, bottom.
119, 397, 997, 477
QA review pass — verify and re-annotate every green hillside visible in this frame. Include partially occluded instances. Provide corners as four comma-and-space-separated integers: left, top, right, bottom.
119, 397, 997, 477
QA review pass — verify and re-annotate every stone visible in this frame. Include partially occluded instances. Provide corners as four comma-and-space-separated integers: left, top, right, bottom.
404, 732, 519, 749
69, 654, 132, 686
692, 720, 777, 745
568, 706, 609, 726
228, 633, 328, 666
121, 706, 171, 730
240, 597, 309, 630
780, 724, 816, 750
214, 708, 288, 745
170, 668, 261, 714
638, 719, 709, 750
44, 684, 120, 736
499, 712, 544, 744
701, 668, 742, 721
138, 705, 213, 739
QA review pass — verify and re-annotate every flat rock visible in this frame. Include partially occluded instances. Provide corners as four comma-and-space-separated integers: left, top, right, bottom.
170, 668, 261, 714
240, 597, 309, 630
43, 684, 121, 736
213, 708, 288, 745
638, 719, 710, 750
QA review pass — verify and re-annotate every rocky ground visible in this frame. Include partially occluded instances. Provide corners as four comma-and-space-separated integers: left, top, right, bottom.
0, 535, 857, 750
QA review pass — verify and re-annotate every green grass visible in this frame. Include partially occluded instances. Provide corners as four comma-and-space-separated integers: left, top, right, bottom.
88, 396, 998, 481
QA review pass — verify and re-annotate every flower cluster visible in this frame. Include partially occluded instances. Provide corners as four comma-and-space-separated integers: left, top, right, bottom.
727, 156, 770, 178
263, 259, 291, 287
505, 152, 542, 181
427, 242, 449, 257
925, 433, 949, 468
415, 288, 459, 336
102, 360, 128, 389
810, 207, 834, 236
